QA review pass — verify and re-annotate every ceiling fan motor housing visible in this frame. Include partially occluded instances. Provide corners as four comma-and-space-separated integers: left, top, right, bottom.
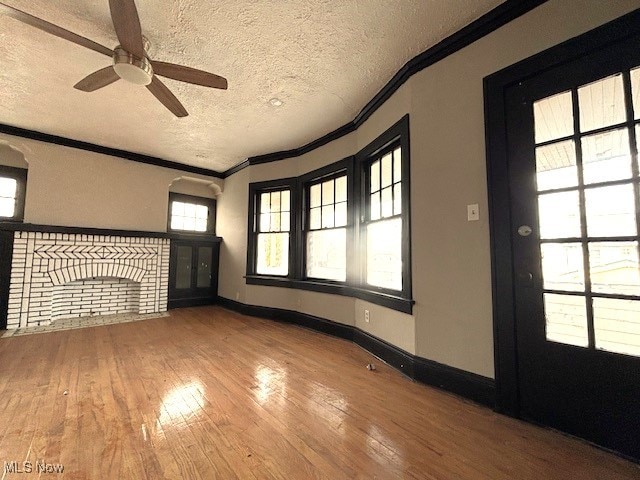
113, 47, 153, 85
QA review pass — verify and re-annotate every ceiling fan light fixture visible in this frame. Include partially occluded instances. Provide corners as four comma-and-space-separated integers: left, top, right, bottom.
113, 47, 153, 85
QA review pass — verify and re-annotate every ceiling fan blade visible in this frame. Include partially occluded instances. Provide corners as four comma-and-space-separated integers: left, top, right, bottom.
108, 0, 145, 59
151, 61, 228, 90
74, 67, 120, 92
0, 2, 113, 57
146, 77, 188, 117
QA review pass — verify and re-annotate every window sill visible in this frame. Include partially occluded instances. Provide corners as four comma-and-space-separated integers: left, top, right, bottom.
245, 275, 414, 314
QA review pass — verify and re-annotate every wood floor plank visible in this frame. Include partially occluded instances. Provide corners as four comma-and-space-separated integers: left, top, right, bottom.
0, 305, 638, 479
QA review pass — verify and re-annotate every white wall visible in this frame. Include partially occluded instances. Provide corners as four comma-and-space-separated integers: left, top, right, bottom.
0, 134, 223, 232
217, 0, 640, 377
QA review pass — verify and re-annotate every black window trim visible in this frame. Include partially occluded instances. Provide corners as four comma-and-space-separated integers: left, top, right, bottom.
0, 165, 27, 223
246, 115, 413, 314
167, 192, 217, 236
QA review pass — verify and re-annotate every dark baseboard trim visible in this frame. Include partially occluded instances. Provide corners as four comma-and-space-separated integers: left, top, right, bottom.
0, 123, 224, 179
217, 297, 495, 408
168, 297, 219, 310
223, 0, 547, 177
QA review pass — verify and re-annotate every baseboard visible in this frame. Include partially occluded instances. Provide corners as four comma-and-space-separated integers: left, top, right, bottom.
168, 296, 219, 310
217, 297, 495, 408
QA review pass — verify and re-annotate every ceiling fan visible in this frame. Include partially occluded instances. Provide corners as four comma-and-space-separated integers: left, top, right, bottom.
0, 0, 228, 117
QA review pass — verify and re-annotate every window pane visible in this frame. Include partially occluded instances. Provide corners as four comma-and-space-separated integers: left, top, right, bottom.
366, 217, 402, 290
309, 207, 321, 230
322, 205, 334, 228
270, 212, 281, 232
381, 186, 393, 218
196, 247, 212, 288
381, 153, 392, 188
195, 219, 207, 232
581, 128, 631, 184
535, 140, 578, 191
370, 193, 380, 221
183, 217, 196, 231
259, 213, 270, 232
578, 73, 626, 132
281, 190, 290, 211
257, 233, 289, 276
335, 203, 347, 227
538, 191, 581, 239
632, 67, 640, 120
310, 184, 321, 208
585, 185, 637, 237
306, 229, 346, 281
534, 91, 573, 144
393, 184, 402, 215
0, 177, 17, 198
370, 160, 380, 192
335, 176, 347, 203
0, 198, 15, 217
260, 193, 271, 213
170, 215, 184, 231
271, 191, 281, 212
171, 201, 185, 216
281, 212, 290, 232
196, 205, 209, 219
588, 242, 640, 296
593, 298, 640, 357
393, 147, 402, 184
541, 243, 585, 292
184, 203, 196, 217
544, 293, 588, 347
322, 180, 334, 205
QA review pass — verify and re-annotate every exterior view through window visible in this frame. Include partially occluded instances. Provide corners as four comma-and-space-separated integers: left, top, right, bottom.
171, 201, 209, 232
0, 176, 17, 218
256, 189, 290, 276
533, 67, 640, 356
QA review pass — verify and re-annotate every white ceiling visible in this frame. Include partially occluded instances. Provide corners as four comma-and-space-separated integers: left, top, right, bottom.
0, 0, 503, 172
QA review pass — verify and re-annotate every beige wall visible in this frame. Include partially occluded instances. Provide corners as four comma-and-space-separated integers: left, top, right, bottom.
0, 133, 223, 232
217, 0, 640, 377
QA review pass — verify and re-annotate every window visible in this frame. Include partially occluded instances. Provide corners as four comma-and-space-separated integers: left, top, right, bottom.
247, 180, 295, 278
364, 145, 403, 290
305, 173, 348, 281
246, 115, 411, 312
168, 193, 216, 234
0, 165, 27, 222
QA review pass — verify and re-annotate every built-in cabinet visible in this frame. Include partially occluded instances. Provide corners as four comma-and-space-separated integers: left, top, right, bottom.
168, 237, 221, 309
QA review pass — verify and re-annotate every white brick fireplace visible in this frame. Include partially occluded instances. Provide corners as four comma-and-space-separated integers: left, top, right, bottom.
6, 231, 169, 329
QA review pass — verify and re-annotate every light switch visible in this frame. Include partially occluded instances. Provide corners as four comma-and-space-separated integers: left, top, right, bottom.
467, 204, 479, 221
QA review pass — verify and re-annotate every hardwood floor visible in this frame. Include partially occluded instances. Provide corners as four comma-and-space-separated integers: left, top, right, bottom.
0, 306, 637, 479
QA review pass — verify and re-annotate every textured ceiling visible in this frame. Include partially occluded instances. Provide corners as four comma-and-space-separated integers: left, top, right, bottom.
0, 0, 503, 172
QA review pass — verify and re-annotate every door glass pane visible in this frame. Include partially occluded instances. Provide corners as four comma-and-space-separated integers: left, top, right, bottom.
541, 243, 585, 292
366, 218, 402, 290
588, 242, 640, 295
585, 185, 637, 237
593, 297, 640, 357
256, 233, 289, 276
578, 73, 626, 132
196, 247, 212, 288
544, 293, 588, 347
535, 140, 578, 191
306, 229, 346, 281
538, 191, 581, 239
630, 66, 640, 120
581, 128, 631, 184
176, 246, 192, 290
534, 91, 573, 144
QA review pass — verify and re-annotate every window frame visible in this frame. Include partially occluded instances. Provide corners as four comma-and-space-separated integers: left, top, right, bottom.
245, 115, 412, 313
167, 192, 217, 235
0, 165, 27, 223
246, 178, 297, 279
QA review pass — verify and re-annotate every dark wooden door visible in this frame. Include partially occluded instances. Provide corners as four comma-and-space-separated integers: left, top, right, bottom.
505, 33, 640, 460
168, 239, 220, 309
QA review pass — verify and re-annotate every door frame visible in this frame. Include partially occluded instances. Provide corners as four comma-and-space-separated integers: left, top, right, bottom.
484, 9, 640, 416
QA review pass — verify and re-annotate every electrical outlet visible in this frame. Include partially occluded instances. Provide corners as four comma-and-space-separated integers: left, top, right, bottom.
364, 309, 370, 323
467, 203, 480, 221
